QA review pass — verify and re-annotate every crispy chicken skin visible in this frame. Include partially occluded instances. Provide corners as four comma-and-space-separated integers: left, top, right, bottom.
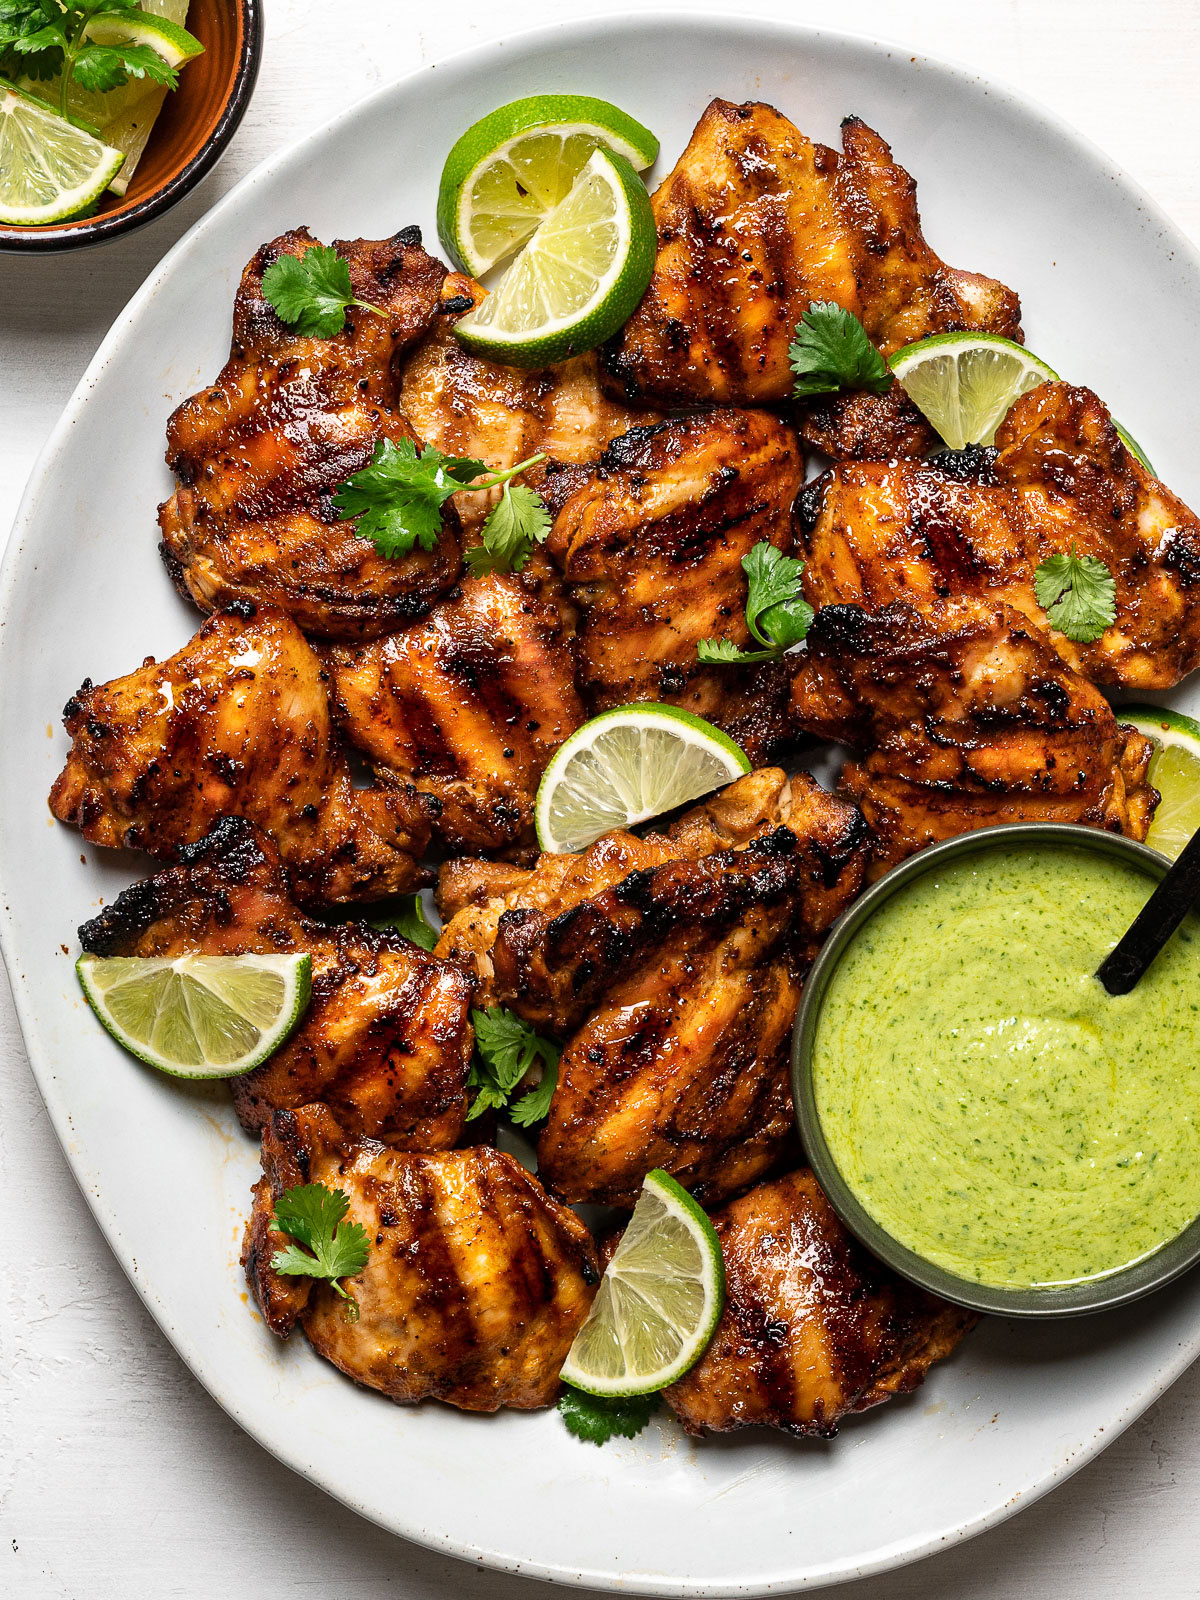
49, 605, 433, 904
325, 570, 585, 852
604, 101, 1020, 446
437, 770, 868, 1207
243, 1104, 599, 1411
159, 227, 461, 639
799, 383, 1200, 687
399, 273, 661, 539
664, 1170, 977, 1437
544, 411, 804, 764
791, 597, 1157, 876
78, 819, 472, 1146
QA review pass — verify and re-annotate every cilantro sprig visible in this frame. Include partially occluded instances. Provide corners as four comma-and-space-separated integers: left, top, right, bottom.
1033, 544, 1117, 643
789, 301, 892, 398
333, 440, 550, 569
1, 0, 190, 120
468, 1005, 560, 1128
365, 892, 438, 951
558, 1385, 659, 1445
260, 244, 387, 338
697, 541, 814, 666
269, 1183, 370, 1322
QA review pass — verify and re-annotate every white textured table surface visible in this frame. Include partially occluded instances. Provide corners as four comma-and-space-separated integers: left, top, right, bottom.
3, 2, 1200, 1595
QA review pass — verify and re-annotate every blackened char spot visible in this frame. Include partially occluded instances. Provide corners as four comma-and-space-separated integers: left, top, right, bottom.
928, 445, 998, 484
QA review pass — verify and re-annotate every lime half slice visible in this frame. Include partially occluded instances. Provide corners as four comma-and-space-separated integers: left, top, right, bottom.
890, 332, 1057, 450
561, 1169, 725, 1397
535, 703, 751, 854
438, 92, 658, 276
0, 86, 125, 224
1112, 420, 1156, 478
77, 952, 312, 1078
453, 146, 656, 369
1120, 705, 1200, 860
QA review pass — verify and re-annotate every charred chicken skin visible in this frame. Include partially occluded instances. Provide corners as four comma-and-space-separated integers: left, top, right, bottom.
325, 569, 585, 852
437, 769, 868, 1208
159, 227, 461, 640
543, 410, 804, 764
604, 100, 1020, 459
78, 819, 472, 1146
664, 1169, 976, 1437
799, 383, 1200, 687
243, 1103, 598, 1411
791, 597, 1157, 877
49, 604, 433, 903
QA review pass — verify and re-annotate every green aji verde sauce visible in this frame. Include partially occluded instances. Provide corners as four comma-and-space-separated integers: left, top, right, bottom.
813, 844, 1200, 1289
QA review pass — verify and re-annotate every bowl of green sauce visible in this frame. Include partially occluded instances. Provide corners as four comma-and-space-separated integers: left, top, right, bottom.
792, 823, 1200, 1317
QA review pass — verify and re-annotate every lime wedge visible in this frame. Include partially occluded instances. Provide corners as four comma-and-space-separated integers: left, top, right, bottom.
0, 85, 125, 224
453, 146, 656, 369
77, 952, 312, 1079
1119, 705, 1200, 860
535, 703, 751, 854
1113, 420, 1156, 477
561, 1169, 725, 1397
437, 92, 658, 276
890, 332, 1058, 450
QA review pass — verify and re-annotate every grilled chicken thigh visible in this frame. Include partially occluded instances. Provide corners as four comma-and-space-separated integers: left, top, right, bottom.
438, 769, 867, 1207
791, 597, 1157, 876
604, 100, 1020, 458
325, 569, 584, 852
159, 228, 460, 639
78, 819, 472, 1145
399, 273, 661, 539
665, 1170, 976, 1437
49, 605, 432, 903
799, 383, 1200, 686
544, 410, 804, 763
243, 1104, 598, 1411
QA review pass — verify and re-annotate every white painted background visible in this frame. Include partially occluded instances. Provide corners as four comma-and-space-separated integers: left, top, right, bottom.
3, 1, 1200, 1594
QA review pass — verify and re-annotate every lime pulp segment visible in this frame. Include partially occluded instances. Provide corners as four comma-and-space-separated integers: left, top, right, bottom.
0, 87, 125, 224
1120, 705, 1200, 860
890, 332, 1057, 450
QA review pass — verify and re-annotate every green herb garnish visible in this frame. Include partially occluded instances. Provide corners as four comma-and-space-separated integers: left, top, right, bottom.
269, 1183, 370, 1322
1033, 544, 1117, 643
697, 541, 814, 665
558, 1385, 659, 1445
789, 301, 892, 398
1, 0, 189, 119
468, 1005, 560, 1127
260, 243, 387, 338
365, 893, 438, 951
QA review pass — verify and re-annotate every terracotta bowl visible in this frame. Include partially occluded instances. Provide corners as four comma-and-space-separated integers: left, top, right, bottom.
0, 0, 263, 251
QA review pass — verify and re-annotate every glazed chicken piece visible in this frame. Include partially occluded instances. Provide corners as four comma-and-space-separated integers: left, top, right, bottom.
799, 383, 1200, 688
604, 100, 1021, 458
790, 597, 1157, 877
437, 769, 868, 1207
665, 1170, 976, 1437
78, 818, 472, 1145
243, 1103, 598, 1411
543, 410, 804, 764
324, 569, 585, 852
49, 605, 432, 903
398, 273, 661, 539
159, 227, 461, 639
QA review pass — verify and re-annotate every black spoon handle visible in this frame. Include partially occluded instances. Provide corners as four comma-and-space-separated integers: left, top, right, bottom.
1097, 828, 1200, 995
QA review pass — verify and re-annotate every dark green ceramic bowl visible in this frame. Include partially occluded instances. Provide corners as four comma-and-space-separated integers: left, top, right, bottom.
791, 822, 1200, 1318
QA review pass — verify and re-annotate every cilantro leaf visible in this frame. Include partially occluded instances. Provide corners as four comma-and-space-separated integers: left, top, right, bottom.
558, 1385, 658, 1445
332, 437, 455, 556
789, 301, 892, 398
73, 39, 176, 93
1, 0, 194, 115
1033, 544, 1117, 643
261, 243, 386, 338
468, 1005, 560, 1124
270, 1182, 370, 1319
365, 893, 438, 951
465, 482, 552, 576
698, 541, 813, 666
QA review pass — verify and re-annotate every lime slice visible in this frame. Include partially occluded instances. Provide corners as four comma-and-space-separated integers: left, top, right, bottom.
1113, 421, 1156, 477
437, 92, 658, 276
561, 1169, 725, 1397
82, 11, 203, 70
535, 703, 751, 854
0, 85, 125, 224
453, 146, 656, 369
890, 332, 1058, 450
77, 952, 312, 1079
1120, 705, 1200, 860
